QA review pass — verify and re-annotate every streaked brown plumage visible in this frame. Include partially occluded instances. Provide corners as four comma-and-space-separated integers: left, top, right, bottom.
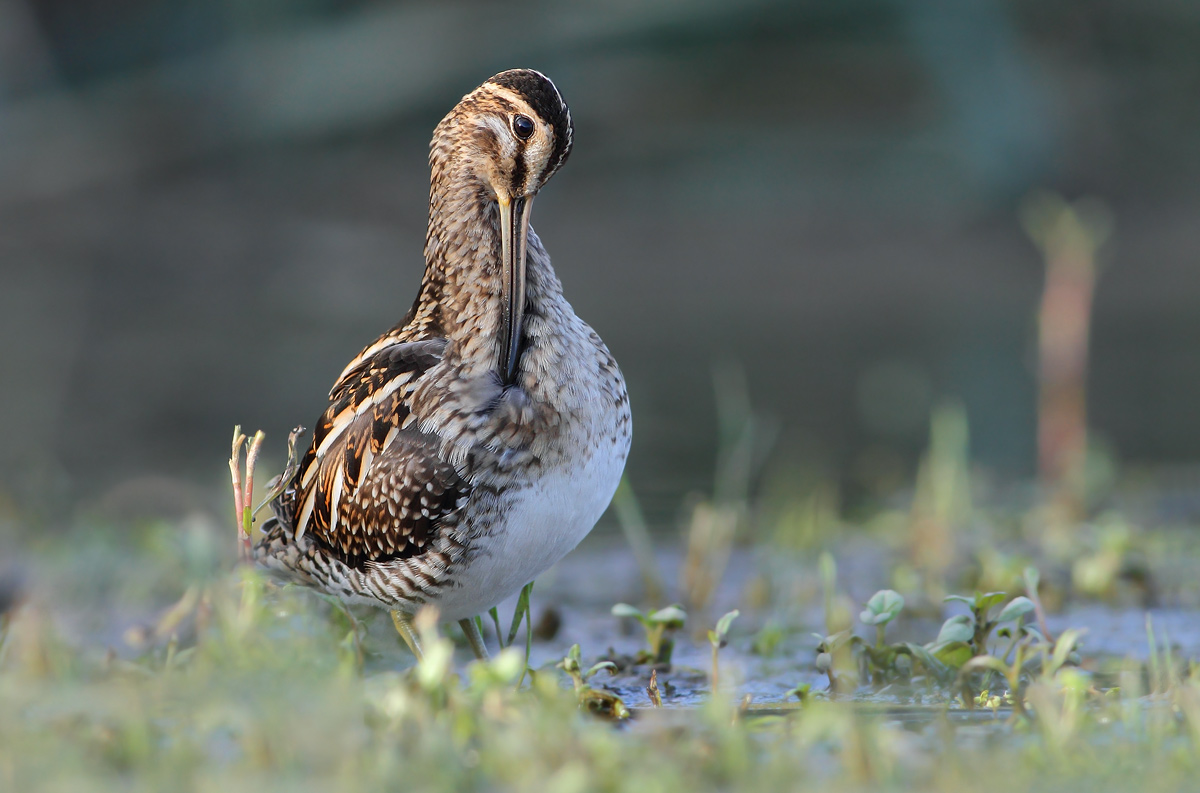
255, 70, 631, 649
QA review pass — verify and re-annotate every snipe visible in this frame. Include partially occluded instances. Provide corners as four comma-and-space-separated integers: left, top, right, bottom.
256, 69, 631, 659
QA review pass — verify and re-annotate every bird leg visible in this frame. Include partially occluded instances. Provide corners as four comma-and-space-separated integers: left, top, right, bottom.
459, 618, 490, 660
391, 610, 423, 660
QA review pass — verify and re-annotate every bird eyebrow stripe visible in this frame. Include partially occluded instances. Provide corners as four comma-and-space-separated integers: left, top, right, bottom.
484, 86, 536, 120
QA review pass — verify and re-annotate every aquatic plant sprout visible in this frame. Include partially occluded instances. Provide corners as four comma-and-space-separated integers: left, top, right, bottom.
557, 643, 629, 719
708, 609, 740, 692
611, 603, 687, 665
859, 589, 904, 647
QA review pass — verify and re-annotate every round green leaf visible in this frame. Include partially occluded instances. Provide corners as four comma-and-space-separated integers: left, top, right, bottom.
997, 596, 1035, 624
611, 603, 644, 620
935, 614, 974, 645
647, 605, 687, 628
860, 589, 905, 625
975, 592, 1008, 613
931, 640, 974, 669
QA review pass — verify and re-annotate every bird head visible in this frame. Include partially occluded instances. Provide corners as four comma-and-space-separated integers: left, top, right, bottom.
437, 68, 573, 203
431, 69, 574, 383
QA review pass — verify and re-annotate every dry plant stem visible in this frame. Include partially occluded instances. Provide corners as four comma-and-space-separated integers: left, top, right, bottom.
241, 431, 266, 560
232, 425, 294, 564
391, 610, 424, 660
647, 669, 663, 707
228, 426, 268, 563
459, 618, 490, 660
229, 427, 248, 562
1038, 239, 1093, 520
1023, 193, 1110, 526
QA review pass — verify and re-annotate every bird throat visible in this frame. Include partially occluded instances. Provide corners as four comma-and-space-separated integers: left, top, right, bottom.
421, 182, 536, 386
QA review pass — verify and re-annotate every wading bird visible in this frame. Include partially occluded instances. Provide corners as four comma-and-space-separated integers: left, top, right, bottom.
256, 69, 631, 659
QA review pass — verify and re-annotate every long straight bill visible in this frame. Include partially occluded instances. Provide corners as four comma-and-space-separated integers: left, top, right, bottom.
498, 195, 533, 383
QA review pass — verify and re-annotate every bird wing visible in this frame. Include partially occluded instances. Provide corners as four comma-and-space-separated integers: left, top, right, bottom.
275, 338, 471, 569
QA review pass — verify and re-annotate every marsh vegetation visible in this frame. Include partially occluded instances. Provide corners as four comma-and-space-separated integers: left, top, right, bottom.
5, 396, 1200, 793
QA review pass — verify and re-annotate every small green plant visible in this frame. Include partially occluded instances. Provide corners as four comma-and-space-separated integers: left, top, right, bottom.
811, 629, 861, 693
942, 591, 1036, 657
557, 644, 629, 720
611, 603, 687, 665
958, 627, 1084, 719
708, 609, 740, 691
974, 689, 1004, 714
859, 589, 904, 648
855, 589, 907, 683
826, 579, 1049, 691
886, 589, 1038, 686
784, 682, 811, 703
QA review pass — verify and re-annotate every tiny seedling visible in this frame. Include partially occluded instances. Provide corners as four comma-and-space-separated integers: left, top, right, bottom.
784, 683, 811, 703
859, 589, 904, 648
708, 609, 740, 692
557, 644, 629, 720
855, 589, 909, 682
611, 603, 687, 665
974, 689, 1004, 714
960, 646, 1029, 719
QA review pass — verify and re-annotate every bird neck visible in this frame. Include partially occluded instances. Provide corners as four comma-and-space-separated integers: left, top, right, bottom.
418, 163, 561, 370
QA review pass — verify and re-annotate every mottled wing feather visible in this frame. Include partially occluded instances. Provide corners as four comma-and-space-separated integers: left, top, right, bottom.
326, 337, 446, 414
274, 338, 469, 569
335, 434, 467, 566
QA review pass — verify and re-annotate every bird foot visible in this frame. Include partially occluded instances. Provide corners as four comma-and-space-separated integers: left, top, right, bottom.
391, 610, 424, 660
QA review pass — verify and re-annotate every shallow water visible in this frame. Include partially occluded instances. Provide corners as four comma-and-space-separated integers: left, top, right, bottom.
18, 523, 1200, 718
475, 538, 1200, 710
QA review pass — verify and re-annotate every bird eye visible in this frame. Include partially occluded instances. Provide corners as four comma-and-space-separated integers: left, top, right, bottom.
512, 115, 535, 140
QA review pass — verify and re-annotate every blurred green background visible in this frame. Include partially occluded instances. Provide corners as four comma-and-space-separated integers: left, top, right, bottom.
1, 0, 1198, 526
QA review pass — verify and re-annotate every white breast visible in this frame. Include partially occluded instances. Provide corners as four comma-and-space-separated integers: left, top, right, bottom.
429, 430, 628, 622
